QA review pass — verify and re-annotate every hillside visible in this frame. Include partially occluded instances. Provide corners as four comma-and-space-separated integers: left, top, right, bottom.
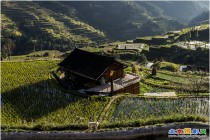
59, 1, 208, 39
1, 2, 107, 55
189, 11, 209, 26
64, 1, 184, 40
1, 1, 208, 55
149, 1, 209, 23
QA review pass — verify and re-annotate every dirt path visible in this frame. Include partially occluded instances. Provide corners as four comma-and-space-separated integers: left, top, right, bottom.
144, 92, 177, 97
98, 94, 123, 122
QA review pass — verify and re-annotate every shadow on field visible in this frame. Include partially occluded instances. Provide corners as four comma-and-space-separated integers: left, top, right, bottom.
1, 79, 85, 121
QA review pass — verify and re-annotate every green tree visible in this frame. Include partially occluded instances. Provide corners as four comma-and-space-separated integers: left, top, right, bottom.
132, 64, 139, 74
187, 31, 191, 42
2, 39, 15, 60
183, 35, 187, 44
31, 39, 37, 52
113, 51, 120, 60
195, 30, 199, 39
137, 53, 148, 64
188, 71, 207, 95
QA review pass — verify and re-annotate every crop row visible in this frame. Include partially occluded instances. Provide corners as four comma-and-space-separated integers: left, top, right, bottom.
105, 97, 209, 124
1, 61, 109, 129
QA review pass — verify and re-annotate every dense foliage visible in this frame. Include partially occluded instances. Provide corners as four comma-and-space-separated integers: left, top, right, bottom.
152, 61, 179, 72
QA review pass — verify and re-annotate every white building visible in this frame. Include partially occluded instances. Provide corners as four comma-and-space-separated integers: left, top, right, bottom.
179, 65, 188, 72
146, 62, 154, 69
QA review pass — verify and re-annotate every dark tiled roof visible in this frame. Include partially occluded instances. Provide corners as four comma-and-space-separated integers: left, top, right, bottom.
58, 48, 115, 80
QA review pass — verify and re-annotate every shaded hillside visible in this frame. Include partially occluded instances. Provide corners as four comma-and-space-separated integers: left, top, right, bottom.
189, 11, 209, 26
1, 1, 208, 55
66, 1, 208, 39
150, 1, 209, 23
1, 2, 107, 55
142, 46, 209, 67
63, 1, 184, 40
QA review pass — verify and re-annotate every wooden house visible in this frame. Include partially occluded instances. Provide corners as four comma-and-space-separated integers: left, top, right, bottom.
58, 48, 140, 95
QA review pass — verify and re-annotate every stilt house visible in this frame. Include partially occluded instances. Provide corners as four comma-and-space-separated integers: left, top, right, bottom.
58, 48, 140, 95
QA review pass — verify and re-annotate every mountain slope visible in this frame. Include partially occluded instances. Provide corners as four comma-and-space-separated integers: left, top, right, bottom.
36, 1, 209, 40
189, 11, 209, 26
1, 2, 107, 54
61, 1, 184, 40
1, 1, 208, 55
150, 1, 209, 23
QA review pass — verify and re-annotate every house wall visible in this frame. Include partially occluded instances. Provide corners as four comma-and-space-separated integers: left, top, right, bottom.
102, 61, 124, 81
114, 82, 140, 95
60, 61, 125, 90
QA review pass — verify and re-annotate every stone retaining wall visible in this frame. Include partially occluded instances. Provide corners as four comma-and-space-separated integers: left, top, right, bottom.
2, 122, 209, 140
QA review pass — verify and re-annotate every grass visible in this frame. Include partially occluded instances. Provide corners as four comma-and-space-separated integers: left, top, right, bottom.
141, 73, 209, 94
102, 97, 209, 127
136, 36, 152, 40
156, 73, 190, 84
152, 61, 180, 72
153, 35, 167, 39
101, 114, 208, 129
81, 45, 116, 53
1, 60, 109, 130
27, 50, 64, 57
1, 13, 22, 37
109, 41, 127, 46
5, 50, 64, 61
142, 78, 175, 89
199, 24, 209, 30
179, 27, 192, 35
81, 47, 103, 53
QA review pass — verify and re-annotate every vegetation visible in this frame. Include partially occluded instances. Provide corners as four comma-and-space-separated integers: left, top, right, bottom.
101, 114, 208, 129
152, 61, 179, 72
2, 1, 208, 55
1, 61, 109, 131
1, 2, 107, 55
1, 1, 209, 132
139, 67, 209, 95
189, 11, 209, 26
101, 96, 208, 128
2, 60, 209, 131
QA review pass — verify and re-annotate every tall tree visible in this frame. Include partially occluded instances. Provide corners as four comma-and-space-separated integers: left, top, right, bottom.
195, 29, 199, 40
2, 39, 15, 60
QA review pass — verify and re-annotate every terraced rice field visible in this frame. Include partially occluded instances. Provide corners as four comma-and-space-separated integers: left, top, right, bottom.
1, 61, 109, 129
1, 60, 209, 131
104, 97, 209, 124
